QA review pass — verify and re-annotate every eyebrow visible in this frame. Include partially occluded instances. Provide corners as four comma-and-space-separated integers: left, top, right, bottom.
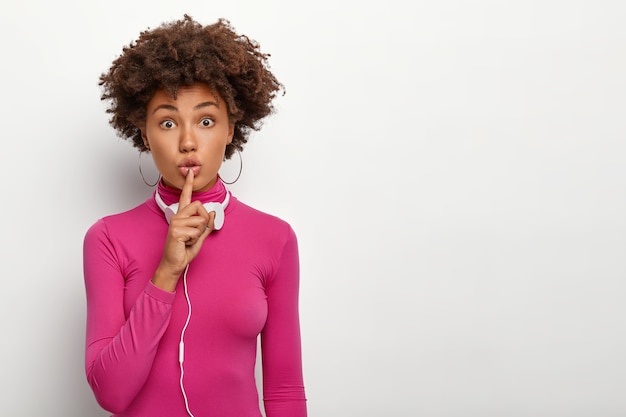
151, 101, 220, 115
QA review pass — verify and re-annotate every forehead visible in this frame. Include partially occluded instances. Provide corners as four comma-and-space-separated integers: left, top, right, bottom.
148, 83, 224, 108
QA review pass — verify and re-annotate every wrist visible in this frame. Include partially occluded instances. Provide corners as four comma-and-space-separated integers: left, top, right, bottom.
151, 266, 181, 292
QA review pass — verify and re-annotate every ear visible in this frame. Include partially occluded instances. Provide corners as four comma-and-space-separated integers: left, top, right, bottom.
140, 129, 150, 150
227, 123, 235, 144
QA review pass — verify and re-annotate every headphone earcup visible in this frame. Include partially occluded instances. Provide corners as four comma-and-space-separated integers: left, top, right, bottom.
204, 202, 225, 230
164, 203, 179, 224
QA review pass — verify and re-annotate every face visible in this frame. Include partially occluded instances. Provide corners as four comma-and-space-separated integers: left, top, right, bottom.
141, 83, 234, 192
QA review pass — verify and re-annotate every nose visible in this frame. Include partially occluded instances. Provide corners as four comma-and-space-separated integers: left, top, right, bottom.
179, 125, 197, 153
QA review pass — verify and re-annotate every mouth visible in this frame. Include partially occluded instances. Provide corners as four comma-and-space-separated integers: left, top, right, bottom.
179, 159, 201, 176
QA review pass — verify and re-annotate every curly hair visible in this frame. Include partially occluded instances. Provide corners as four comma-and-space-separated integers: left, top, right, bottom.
99, 14, 284, 159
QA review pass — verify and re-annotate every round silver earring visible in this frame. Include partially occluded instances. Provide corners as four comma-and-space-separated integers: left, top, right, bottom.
138, 151, 160, 187
220, 149, 243, 185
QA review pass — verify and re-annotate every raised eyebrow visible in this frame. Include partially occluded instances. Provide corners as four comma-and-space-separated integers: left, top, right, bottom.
151, 101, 219, 115
151, 104, 177, 115
194, 101, 219, 110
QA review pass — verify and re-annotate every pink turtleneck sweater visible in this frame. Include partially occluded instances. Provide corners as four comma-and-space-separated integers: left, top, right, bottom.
83, 180, 306, 417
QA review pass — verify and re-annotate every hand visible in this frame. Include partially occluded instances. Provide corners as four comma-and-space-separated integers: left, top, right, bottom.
152, 169, 216, 291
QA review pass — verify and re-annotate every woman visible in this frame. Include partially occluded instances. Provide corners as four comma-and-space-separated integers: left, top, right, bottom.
83, 15, 307, 417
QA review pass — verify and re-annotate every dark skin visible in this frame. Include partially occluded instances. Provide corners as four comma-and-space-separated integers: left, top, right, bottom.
145, 84, 235, 293
99, 16, 283, 160
151, 169, 215, 292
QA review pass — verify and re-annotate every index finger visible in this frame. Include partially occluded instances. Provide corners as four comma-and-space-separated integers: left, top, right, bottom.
178, 168, 194, 208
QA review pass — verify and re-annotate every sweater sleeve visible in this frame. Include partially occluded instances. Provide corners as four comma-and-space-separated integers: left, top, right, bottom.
83, 219, 175, 414
261, 226, 308, 417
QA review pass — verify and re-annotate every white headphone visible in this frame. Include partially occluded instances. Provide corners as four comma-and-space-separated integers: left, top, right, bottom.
154, 185, 230, 229
153, 182, 231, 416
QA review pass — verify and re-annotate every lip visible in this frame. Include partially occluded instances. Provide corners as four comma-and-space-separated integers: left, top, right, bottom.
178, 159, 201, 177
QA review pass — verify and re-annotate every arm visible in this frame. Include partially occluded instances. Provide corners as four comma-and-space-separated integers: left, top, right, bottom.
261, 226, 307, 417
83, 219, 175, 413
83, 171, 212, 413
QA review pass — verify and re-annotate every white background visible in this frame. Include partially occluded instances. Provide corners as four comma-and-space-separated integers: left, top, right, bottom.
1, 1, 625, 416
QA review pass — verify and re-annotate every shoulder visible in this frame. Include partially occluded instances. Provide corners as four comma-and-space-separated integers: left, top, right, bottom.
231, 198, 294, 231
229, 197, 298, 246
84, 200, 157, 242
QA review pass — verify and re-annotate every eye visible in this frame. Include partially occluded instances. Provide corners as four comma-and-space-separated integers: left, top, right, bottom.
200, 118, 215, 127
160, 120, 176, 129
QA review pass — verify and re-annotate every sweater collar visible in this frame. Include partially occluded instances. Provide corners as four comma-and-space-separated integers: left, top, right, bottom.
154, 177, 229, 207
